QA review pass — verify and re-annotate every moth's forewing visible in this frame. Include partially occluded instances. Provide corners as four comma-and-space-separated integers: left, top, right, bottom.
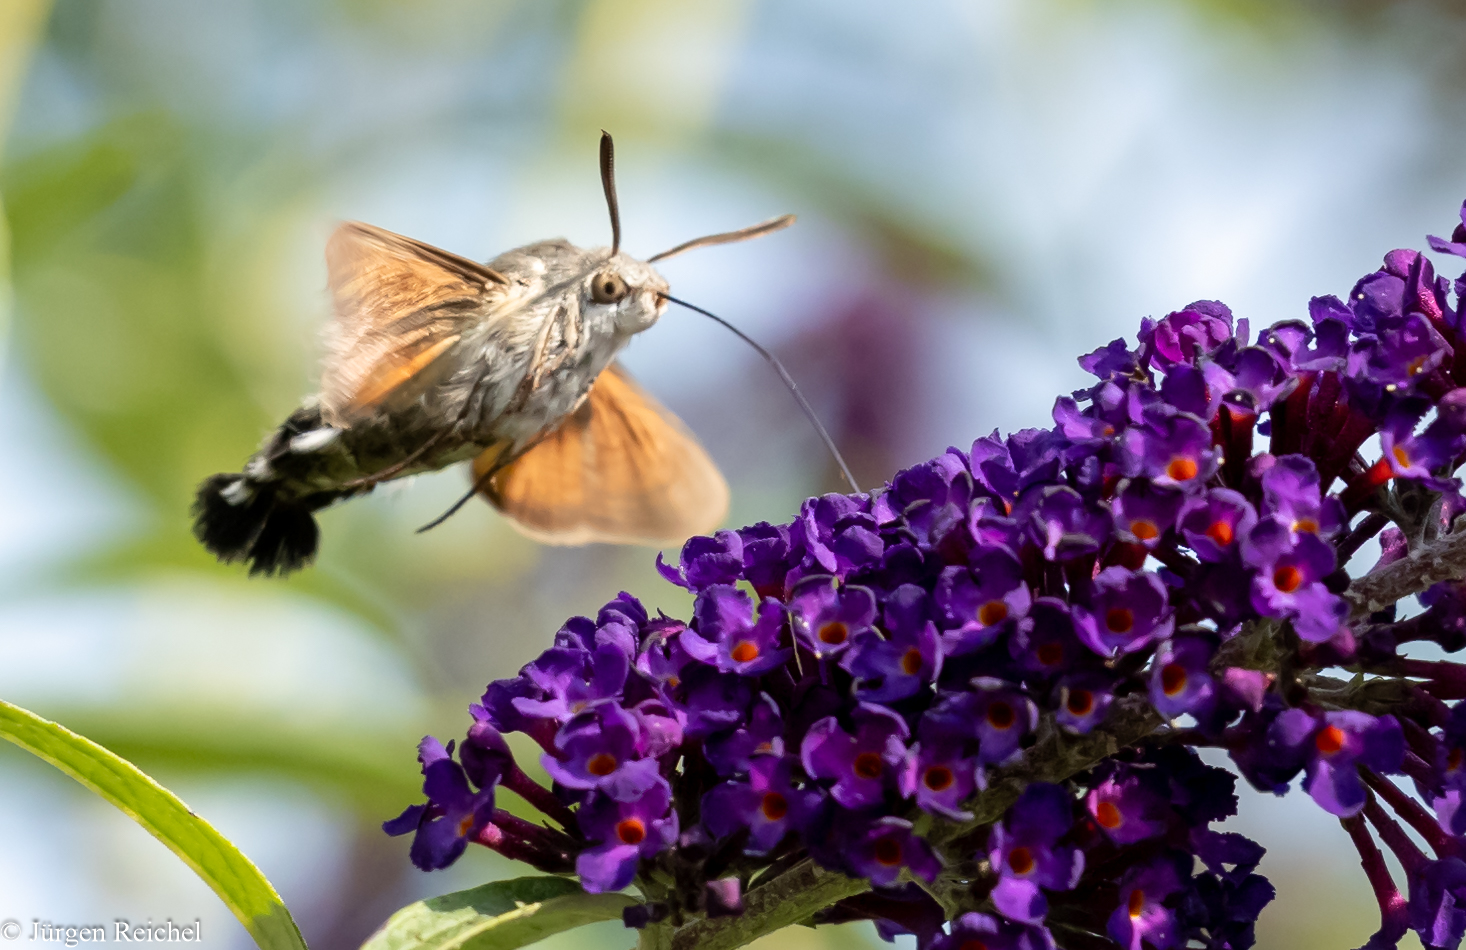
477, 362, 729, 546
321, 221, 510, 426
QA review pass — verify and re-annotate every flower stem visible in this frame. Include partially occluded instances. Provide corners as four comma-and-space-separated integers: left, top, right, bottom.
473, 816, 576, 873
503, 763, 579, 832
1347, 524, 1466, 618
1362, 769, 1461, 858
638, 922, 673, 950
1363, 794, 1427, 875
667, 859, 869, 950
1338, 512, 1390, 566
1340, 813, 1409, 943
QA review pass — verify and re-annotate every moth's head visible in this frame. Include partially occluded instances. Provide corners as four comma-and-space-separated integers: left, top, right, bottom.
581, 253, 669, 335
590, 130, 790, 335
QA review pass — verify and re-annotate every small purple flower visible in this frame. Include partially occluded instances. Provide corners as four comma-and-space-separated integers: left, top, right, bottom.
899, 742, 978, 820
967, 496, 1023, 550
738, 521, 793, 598
1009, 427, 1072, 482
629, 698, 683, 759
970, 678, 1039, 765
1025, 486, 1114, 562
1010, 598, 1086, 682
844, 584, 943, 702
1159, 363, 1217, 420
682, 585, 791, 675
934, 547, 1031, 655
1227, 702, 1314, 795
512, 641, 629, 724
787, 575, 876, 658
459, 708, 513, 790
576, 779, 679, 893
894, 456, 976, 545
801, 703, 909, 809
1242, 520, 1346, 642
676, 665, 752, 739
1087, 768, 1170, 844
1073, 567, 1175, 657
1055, 672, 1115, 734
704, 692, 785, 775
1108, 854, 1185, 950
1258, 455, 1346, 539
702, 756, 820, 854
1349, 264, 1408, 333
841, 816, 942, 887
920, 680, 1037, 766
1380, 400, 1464, 487
988, 783, 1084, 923
1206, 344, 1293, 410
1178, 488, 1257, 562
593, 593, 649, 656
543, 704, 661, 801
1267, 312, 1346, 371
383, 737, 496, 871
657, 530, 744, 591
1437, 786, 1466, 839
1081, 336, 1142, 380
969, 431, 1032, 502
1218, 667, 1272, 716
1111, 481, 1186, 549
1301, 711, 1405, 817
1364, 312, 1452, 390
478, 673, 550, 746
792, 493, 876, 576
635, 626, 695, 692
1149, 636, 1216, 720
1141, 301, 1235, 369
1054, 394, 1120, 442
925, 913, 1056, 950
1121, 411, 1220, 489
1410, 857, 1466, 949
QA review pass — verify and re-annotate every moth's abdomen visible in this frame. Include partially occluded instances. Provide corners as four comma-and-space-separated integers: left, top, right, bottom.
191, 405, 352, 576
192, 474, 324, 576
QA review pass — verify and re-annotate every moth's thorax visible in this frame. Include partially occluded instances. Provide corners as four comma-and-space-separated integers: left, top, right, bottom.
489, 241, 669, 333
441, 240, 669, 449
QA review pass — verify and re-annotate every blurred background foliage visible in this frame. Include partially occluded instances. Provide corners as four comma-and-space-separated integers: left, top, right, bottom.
3, 1, 1466, 948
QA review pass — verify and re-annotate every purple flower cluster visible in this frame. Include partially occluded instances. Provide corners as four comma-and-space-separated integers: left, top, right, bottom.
385, 201, 1466, 950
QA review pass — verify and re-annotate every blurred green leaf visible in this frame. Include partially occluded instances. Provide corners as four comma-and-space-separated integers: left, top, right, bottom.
0, 0, 57, 371
48, 706, 426, 816
5, 113, 267, 504
42, 704, 566, 827
0, 699, 309, 950
0, 111, 427, 635
361, 876, 635, 950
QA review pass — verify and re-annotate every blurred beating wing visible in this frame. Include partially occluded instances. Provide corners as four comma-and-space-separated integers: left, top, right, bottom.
320, 221, 511, 426
475, 362, 729, 546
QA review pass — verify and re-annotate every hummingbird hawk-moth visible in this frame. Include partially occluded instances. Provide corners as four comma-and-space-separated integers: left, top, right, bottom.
192, 133, 809, 576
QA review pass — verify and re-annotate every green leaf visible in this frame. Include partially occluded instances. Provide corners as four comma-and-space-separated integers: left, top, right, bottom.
363, 876, 637, 950
0, 699, 308, 950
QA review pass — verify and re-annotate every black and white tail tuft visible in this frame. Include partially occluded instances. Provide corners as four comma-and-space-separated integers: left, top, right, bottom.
192, 474, 322, 576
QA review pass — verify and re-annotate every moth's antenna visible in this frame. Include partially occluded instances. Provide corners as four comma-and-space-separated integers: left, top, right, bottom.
648, 214, 796, 263
599, 130, 621, 257
659, 293, 862, 494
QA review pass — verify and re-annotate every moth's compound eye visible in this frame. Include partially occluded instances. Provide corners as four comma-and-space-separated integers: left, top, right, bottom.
591, 270, 630, 304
